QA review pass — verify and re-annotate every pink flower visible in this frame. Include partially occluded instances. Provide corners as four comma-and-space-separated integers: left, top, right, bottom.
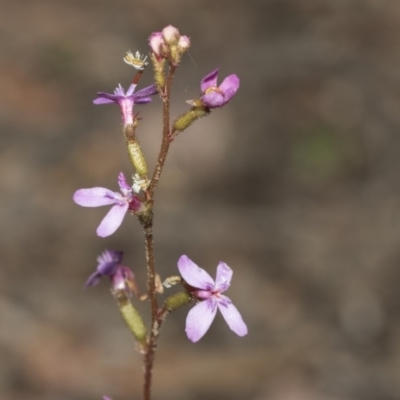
84, 250, 137, 299
200, 69, 240, 108
73, 172, 143, 237
94, 83, 157, 126
178, 255, 248, 342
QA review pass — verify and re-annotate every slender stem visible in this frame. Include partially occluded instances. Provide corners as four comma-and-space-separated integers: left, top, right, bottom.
148, 66, 176, 196
143, 65, 176, 400
143, 220, 158, 400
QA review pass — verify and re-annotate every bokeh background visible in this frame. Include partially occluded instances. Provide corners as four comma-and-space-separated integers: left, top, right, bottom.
2, 0, 400, 399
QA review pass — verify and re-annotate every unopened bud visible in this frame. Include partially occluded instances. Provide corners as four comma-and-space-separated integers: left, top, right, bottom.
178, 36, 190, 53
162, 25, 180, 46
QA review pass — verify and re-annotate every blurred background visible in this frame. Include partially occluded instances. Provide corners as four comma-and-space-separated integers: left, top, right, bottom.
2, 0, 400, 399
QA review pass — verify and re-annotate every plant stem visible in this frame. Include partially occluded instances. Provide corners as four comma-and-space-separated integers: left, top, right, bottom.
143, 219, 158, 400
143, 65, 176, 400
148, 66, 176, 196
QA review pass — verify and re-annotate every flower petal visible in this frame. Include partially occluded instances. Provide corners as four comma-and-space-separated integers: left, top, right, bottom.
217, 295, 248, 337
113, 84, 125, 96
134, 84, 158, 99
126, 84, 137, 96
186, 298, 217, 342
85, 271, 102, 287
117, 172, 131, 192
200, 68, 219, 92
73, 188, 117, 207
96, 203, 129, 237
97, 250, 123, 265
214, 262, 233, 292
219, 74, 240, 102
201, 91, 225, 108
97, 258, 119, 275
133, 97, 153, 104
93, 97, 116, 105
93, 92, 121, 103
177, 255, 214, 290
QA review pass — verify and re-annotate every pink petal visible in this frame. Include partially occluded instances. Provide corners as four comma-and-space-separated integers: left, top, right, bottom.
219, 74, 240, 96
214, 262, 233, 292
114, 84, 125, 96
217, 296, 248, 337
134, 84, 157, 99
96, 203, 129, 237
93, 98, 115, 105
201, 91, 225, 107
126, 84, 137, 96
186, 298, 217, 342
200, 68, 219, 92
73, 188, 117, 207
177, 255, 214, 290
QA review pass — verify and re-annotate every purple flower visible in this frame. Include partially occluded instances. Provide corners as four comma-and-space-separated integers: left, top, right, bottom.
73, 172, 143, 237
103, 396, 113, 400
85, 250, 136, 295
177, 255, 248, 342
200, 69, 240, 108
94, 83, 157, 126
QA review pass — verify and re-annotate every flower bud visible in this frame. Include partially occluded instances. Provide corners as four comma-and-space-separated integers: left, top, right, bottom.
149, 26, 190, 67
149, 32, 165, 58
162, 25, 180, 45
178, 35, 191, 54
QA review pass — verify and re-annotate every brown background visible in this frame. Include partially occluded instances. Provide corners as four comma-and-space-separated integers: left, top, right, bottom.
2, 1, 400, 399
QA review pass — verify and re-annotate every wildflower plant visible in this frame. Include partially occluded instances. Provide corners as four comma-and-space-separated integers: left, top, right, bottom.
73, 25, 247, 400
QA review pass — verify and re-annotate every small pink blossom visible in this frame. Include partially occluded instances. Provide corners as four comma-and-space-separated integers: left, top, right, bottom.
73, 172, 143, 237
94, 83, 157, 126
200, 69, 240, 108
85, 250, 137, 299
178, 255, 248, 342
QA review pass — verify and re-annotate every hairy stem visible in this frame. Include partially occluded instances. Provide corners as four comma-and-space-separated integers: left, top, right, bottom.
143, 66, 176, 400
143, 218, 158, 400
149, 66, 176, 196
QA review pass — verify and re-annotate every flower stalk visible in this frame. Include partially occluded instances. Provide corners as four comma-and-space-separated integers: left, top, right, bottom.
73, 25, 245, 400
